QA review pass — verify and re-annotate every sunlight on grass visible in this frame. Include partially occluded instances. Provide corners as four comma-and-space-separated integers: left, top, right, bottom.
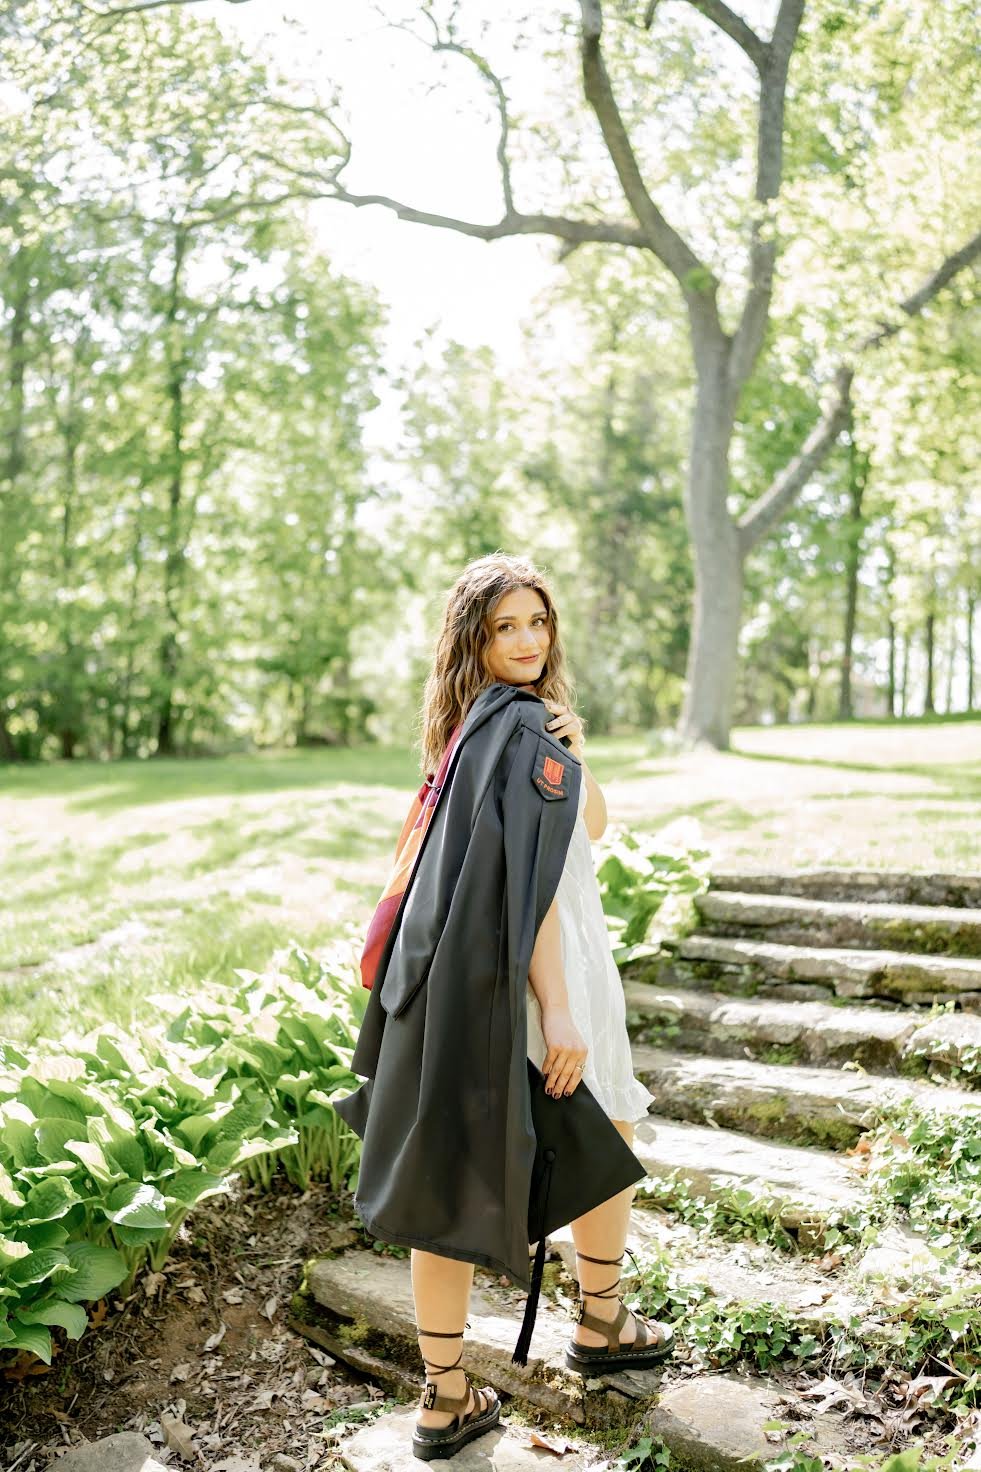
2, 719, 977, 1042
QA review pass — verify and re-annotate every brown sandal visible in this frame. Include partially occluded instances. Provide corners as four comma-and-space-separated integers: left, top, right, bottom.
412, 1323, 501, 1461
565, 1247, 674, 1374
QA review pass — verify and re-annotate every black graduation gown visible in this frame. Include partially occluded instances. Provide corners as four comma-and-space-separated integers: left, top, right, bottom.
331, 680, 632, 1305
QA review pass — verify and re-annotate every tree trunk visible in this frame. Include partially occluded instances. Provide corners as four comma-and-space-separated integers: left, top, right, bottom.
968, 592, 976, 711
924, 604, 936, 716
944, 599, 958, 713
837, 427, 865, 720
884, 542, 897, 717
0, 244, 30, 762
679, 341, 740, 749
155, 228, 189, 757
58, 425, 82, 760
900, 633, 909, 718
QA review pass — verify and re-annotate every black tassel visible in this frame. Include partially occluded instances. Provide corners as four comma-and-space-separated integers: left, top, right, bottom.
511, 1149, 554, 1366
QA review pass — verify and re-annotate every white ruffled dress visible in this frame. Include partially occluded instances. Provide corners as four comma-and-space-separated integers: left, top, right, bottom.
526, 772, 656, 1124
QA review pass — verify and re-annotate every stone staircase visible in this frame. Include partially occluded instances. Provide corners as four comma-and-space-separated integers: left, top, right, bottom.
297, 869, 981, 1471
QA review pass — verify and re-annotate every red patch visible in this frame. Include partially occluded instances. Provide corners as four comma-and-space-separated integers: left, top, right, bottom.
543, 755, 565, 787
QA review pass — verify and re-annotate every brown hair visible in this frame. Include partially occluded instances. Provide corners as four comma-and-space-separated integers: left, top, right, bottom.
417, 552, 578, 778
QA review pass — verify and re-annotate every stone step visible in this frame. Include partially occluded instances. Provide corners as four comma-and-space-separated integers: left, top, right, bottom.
630, 1116, 862, 1239
623, 980, 981, 1082
303, 1247, 661, 1432
548, 1204, 966, 1328
673, 934, 981, 1006
339, 1410, 600, 1470
306, 1248, 854, 1469
695, 890, 981, 959
336, 1380, 843, 1472
631, 1047, 978, 1148
707, 869, 981, 909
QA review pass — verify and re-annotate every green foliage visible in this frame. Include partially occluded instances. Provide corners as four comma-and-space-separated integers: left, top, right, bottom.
0, 941, 364, 1366
635, 1171, 800, 1253
860, 1101, 981, 1251
596, 826, 711, 962
764, 1436, 965, 1472
613, 1435, 673, 1471
630, 1246, 981, 1411
159, 941, 366, 1193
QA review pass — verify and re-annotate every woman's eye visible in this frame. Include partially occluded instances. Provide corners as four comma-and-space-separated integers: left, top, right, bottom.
499, 618, 545, 631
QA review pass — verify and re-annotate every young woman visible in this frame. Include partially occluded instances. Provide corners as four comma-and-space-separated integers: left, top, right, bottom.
347, 553, 673, 1461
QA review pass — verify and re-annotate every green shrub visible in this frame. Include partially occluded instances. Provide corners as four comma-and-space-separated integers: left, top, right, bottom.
0, 940, 364, 1366
595, 822, 711, 963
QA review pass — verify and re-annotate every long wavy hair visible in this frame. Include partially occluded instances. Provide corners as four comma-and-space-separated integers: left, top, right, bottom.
418, 553, 579, 779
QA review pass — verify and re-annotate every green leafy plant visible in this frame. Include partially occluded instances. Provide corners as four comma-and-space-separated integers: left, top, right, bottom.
0, 940, 365, 1366
859, 1102, 981, 1250
595, 823, 711, 963
629, 1247, 981, 1410
614, 1435, 673, 1470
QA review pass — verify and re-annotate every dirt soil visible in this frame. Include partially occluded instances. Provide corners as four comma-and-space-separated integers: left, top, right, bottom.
1, 1177, 392, 1472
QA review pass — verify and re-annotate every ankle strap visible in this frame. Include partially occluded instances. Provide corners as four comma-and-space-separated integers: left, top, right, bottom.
576, 1244, 641, 1300
416, 1321, 470, 1376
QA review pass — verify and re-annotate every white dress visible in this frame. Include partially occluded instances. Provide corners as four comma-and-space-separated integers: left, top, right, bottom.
526, 772, 656, 1124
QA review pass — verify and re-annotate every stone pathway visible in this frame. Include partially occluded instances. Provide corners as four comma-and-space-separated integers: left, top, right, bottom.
297, 868, 980, 1470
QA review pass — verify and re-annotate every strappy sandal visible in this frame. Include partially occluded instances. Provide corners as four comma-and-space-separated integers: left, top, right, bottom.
565, 1247, 674, 1374
411, 1322, 502, 1462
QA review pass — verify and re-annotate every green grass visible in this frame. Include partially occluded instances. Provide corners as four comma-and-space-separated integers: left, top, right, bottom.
2, 718, 978, 1044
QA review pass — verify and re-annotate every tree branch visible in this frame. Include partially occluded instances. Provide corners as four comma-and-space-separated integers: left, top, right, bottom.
737, 364, 854, 556
681, 0, 766, 72
326, 182, 650, 249
79, 0, 226, 26
727, 0, 805, 398
428, 34, 515, 216
857, 226, 981, 351
737, 227, 981, 553
579, 0, 719, 307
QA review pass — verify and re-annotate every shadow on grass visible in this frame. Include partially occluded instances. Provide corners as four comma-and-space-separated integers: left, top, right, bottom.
0, 746, 422, 814
729, 745, 981, 800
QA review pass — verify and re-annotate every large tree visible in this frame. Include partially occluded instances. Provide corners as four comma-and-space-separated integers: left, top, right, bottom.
311, 0, 979, 747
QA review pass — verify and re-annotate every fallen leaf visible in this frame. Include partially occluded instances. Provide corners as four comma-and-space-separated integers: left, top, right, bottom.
262, 1295, 278, 1322
903, 1374, 960, 1405
143, 1271, 167, 1300
170, 1363, 192, 1383
793, 1287, 832, 1307
251, 1387, 276, 1410
211, 1458, 262, 1472
160, 1412, 197, 1460
799, 1376, 866, 1416
222, 1286, 245, 1305
528, 1431, 577, 1455
203, 1322, 227, 1353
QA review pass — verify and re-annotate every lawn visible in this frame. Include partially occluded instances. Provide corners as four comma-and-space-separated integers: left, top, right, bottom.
1, 717, 977, 1045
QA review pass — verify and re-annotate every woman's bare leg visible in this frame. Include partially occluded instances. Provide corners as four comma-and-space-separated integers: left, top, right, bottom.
411, 1248, 479, 1427
568, 1118, 661, 1347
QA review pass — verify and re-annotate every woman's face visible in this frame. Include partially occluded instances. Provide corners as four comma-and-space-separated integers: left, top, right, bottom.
484, 586, 551, 686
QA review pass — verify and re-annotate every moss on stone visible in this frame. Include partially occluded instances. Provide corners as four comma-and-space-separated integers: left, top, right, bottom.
336, 1314, 374, 1345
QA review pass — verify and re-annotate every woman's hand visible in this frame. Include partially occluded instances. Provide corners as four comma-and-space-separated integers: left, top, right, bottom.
542, 698, 585, 762
541, 1004, 588, 1097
